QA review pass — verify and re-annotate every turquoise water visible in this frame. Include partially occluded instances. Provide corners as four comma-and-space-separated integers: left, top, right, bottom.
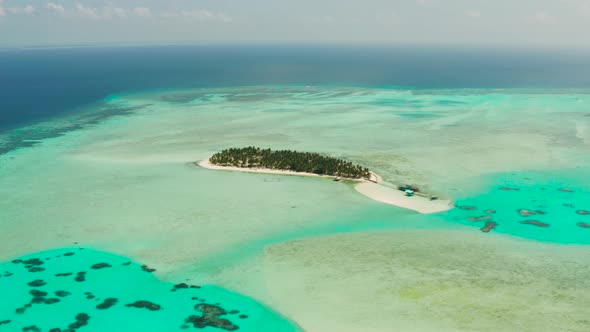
446, 170, 590, 244
0, 248, 299, 331
1, 85, 590, 330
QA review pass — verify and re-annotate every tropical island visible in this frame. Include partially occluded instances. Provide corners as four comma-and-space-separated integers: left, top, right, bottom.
197, 147, 453, 214
208, 147, 372, 180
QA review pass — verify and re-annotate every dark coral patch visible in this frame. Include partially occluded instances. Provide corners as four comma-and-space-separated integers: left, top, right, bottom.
27, 280, 46, 287
31, 296, 47, 304
576, 222, 590, 229
75, 272, 86, 282
563, 203, 574, 208
22, 325, 41, 331
558, 188, 574, 193
141, 265, 156, 273
499, 187, 520, 191
480, 221, 497, 233
68, 313, 90, 330
44, 298, 61, 305
23, 258, 44, 266
122, 261, 131, 266
517, 209, 546, 217
126, 301, 161, 311
456, 205, 477, 211
576, 210, 589, 215
30, 290, 48, 297
484, 209, 496, 214
520, 220, 550, 227
55, 291, 71, 297
0, 320, 11, 326
96, 298, 118, 310
466, 216, 492, 221
91, 263, 112, 270
55, 273, 73, 277
238, 315, 248, 319
63, 253, 75, 257
185, 304, 239, 331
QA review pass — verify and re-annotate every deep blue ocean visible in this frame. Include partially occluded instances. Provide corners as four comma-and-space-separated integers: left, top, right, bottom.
2, 45, 590, 131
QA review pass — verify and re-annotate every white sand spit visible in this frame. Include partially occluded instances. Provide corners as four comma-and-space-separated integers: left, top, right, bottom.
355, 182, 453, 214
199, 159, 451, 214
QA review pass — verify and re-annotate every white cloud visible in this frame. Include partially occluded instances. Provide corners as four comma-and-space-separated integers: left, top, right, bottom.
46, 3, 130, 20
103, 6, 127, 19
23, 5, 35, 14
163, 9, 232, 22
526, 11, 555, 24
113, 7, 127, 19
0, 0, 5, 17
416, 0, 437, 6
70, 3, 131, 20
46, 2, 65, 14
8, 5, 36, 15
465, 10, 481, 19
132, 7, 151, 18
75, 3, 100, 20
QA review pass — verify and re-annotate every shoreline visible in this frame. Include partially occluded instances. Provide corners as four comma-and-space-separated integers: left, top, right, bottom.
197, 159, 378, 183
197, 159, 453, 214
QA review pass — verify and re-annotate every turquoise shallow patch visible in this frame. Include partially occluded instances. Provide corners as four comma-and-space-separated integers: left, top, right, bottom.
444, 170, 590, 244
0, 248, 299, 331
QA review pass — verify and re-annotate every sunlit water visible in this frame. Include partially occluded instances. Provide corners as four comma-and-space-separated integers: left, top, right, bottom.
0, 248, 298, 331
1, 86, 589, 330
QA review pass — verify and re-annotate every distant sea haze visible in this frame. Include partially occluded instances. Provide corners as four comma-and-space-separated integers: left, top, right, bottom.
1, 45, 590, 131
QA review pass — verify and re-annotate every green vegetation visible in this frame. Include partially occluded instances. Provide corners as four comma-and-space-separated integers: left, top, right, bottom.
209, 147, 371, 180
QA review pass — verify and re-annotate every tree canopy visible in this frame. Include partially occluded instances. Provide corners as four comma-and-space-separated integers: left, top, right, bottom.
209, 147, 371, 180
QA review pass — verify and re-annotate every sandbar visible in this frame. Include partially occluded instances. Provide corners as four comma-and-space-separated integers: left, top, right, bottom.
197, 159, 376, 182
198, 159, 452, 214
355, 182, 453, 214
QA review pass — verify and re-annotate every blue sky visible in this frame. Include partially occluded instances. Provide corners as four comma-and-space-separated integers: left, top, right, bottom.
1, 0, 589, 47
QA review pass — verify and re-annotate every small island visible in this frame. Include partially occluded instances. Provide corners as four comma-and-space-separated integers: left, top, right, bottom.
208, 147, 372, 180
197, 147, 453, 214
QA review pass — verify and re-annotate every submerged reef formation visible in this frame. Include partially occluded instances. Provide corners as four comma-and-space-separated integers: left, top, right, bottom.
447, 176, 590, 243
0, 248, 298, 331
480, 221, 498, 233
185, 304, 239, 331
466, 216, 493, 222
520, 220, 551, 227
517, 209, 546, 217
209, 147, 371, 180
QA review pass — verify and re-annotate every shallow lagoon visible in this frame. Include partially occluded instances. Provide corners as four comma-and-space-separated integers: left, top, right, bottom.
1, 86, 589, 330
0, 248, 299, 331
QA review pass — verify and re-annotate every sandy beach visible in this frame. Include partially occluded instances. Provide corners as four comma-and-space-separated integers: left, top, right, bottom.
198, 159, 452, 214
197, 159, 377, 182
355, 182, 453, 214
